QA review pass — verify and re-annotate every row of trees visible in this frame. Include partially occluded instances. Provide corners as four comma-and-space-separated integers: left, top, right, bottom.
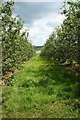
1, 1, 35, 75
41, 0, 80, 65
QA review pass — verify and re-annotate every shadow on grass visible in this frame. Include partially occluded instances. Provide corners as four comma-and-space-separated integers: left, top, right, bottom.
2, 56, 80, 118
36, 60, 80, 99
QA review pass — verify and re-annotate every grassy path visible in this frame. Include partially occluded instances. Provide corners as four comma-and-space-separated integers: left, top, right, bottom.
2, 54, 80, 118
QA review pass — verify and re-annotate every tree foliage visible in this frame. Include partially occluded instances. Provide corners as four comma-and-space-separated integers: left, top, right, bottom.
41, 0, 80, 64
1, 1, 35, 75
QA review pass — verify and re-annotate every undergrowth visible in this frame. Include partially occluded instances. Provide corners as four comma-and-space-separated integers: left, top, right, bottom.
2, 54, 80, 118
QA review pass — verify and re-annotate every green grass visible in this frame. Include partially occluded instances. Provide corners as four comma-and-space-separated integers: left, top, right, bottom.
2, 54, 80, 118
36, 50, 41, 55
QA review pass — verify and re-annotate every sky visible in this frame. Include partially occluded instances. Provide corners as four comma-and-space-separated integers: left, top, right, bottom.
13, 0, 65, 46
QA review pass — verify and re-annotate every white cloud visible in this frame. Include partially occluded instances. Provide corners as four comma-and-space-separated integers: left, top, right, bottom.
28, 13, 65, 46
15, 3, 65, 46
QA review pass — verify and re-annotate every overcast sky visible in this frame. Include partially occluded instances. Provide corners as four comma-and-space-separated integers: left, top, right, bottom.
13, 1, 65, 46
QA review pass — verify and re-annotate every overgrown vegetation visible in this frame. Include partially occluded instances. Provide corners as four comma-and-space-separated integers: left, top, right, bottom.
2, 55, 80, 118
1, 1, 35, 77
1, 0, 80, 118
40, 0, 80, 65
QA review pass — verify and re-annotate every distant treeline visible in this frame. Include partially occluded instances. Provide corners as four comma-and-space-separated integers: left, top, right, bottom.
34, 46, 43, 50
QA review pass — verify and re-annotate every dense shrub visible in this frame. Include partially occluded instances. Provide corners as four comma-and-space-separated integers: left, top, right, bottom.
1, 1, 35, 75
41, 0, 80, 64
